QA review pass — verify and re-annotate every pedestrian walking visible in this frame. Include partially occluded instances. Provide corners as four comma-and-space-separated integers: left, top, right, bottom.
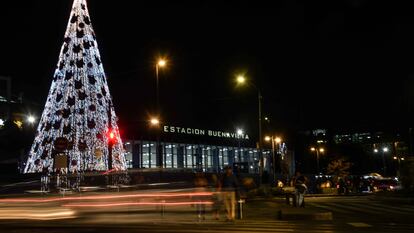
211, 173, 222, 220
194, 172, 208, 220
295, 175, 307, 207
221, 166, 239, 221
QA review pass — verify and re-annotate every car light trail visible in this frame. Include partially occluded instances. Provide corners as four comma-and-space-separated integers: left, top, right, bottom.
0, 208, 75, 220
0, 192, 215, 203
63, 201, 214, 208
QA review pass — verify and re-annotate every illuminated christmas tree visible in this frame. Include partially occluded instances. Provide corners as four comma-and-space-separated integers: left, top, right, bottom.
24, 0, 126, 173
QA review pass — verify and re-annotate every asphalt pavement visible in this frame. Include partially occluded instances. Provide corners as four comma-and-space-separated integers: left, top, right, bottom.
0, 190, 413, 232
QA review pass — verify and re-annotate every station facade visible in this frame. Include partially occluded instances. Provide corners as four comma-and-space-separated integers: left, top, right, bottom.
122, 125, 293, 175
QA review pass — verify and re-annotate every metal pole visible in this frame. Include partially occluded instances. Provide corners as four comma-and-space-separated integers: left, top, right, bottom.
382, 151, 387, 176
410, 128, 413, 156
258, 90, 263, 183
156, 64, 159, 114
397, 157, 401, 178
155, 64, 162, 168
238, 138, 241, 162
316, 150, 319, 175
272, 137, 276, 185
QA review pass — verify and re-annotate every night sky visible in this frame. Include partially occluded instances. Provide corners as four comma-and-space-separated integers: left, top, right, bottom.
1, 0, 414, 141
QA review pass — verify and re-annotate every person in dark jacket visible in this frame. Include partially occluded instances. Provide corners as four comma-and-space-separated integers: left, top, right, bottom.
221, 166, 239, 221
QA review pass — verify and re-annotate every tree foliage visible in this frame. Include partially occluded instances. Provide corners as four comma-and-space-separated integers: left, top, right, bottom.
326, 158, 351, 181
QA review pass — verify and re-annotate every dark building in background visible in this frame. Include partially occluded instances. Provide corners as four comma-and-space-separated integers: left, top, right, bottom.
0, 76, 39, 175
295, 128, 412, 176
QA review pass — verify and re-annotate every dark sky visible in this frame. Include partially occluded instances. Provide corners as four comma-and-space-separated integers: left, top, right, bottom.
1, 0, 414, 140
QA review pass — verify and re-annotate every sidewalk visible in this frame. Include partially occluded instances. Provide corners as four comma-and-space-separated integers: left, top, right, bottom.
243, 198, 332, 221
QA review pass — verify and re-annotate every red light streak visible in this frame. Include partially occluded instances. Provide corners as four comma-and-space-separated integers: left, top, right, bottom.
63, 201, 214, 208
102, 168, 116, 175
0, 192, 215, 203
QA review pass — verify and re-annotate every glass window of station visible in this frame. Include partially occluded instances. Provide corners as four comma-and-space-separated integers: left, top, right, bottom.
123, 140, 264, 173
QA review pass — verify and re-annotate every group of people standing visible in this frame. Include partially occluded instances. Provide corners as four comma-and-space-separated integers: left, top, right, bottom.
194, 166, 239, 221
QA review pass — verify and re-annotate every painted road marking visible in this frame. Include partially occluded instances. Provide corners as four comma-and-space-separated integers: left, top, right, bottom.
348, 222, 372, 227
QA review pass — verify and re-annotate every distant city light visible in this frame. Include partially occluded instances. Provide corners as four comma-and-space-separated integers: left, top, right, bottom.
0, 119, 4, 126
373, 148, 379, 153
383, 147, 389, 152
275, 137, 282, 143
265, 136, 271, 142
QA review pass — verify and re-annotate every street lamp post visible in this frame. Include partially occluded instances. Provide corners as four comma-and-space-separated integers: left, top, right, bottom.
258, 90, 263, 175
310, 147, 324, 174
265, 136, 275, 184
382, 147, 388, 176
265, 136, 282, 185
236, 75, 263, 182
374, 147, 388, 176
237, 129, 243, 162
393, 156, 405, 177
149, 116, 162, 168
155, 59, 166, 114
155, 59, 166, 169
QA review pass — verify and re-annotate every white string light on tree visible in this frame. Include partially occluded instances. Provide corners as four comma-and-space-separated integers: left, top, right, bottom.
24, 0, 126, 173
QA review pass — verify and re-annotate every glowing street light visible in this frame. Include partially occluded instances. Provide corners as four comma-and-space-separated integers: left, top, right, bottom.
27, 115, 36, 124
236, 75, 246, 84
157, 59, 166, 67
275, 137, 282, 144
237, 129, 243, 136
150, 117, 160, 126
